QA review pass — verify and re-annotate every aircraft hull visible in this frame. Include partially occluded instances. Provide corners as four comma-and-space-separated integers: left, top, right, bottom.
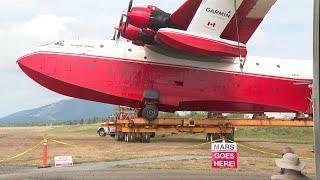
18, 51, 312, 113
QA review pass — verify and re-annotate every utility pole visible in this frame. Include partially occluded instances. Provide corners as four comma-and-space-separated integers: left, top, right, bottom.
313, 0, 320, 179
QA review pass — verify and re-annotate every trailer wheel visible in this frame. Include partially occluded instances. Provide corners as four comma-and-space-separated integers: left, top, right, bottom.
141, 133, 151, 143
128, 133, 136, 143
115, 132, 124, 141
206, 133, 221, 142
115, 133, 119, 141
226, 133, 235, 142
141, 104, 158, 121
124, 133, 129, 142
98, 129, 106, 137
206, 134, 211, 142
150, 132, 155, 138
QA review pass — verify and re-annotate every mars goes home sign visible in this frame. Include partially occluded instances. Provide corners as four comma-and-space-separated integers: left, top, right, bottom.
211, 142, 238, 168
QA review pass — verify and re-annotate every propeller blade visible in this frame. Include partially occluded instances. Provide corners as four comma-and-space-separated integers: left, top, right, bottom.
127, 0, 133, 13
124, 0, 132, 34
114, 12, 125, 43
116, 26, 121, 45
117, 28, 121, 40
112, 30, 117, 40
124, 18, 129, 34
119, 13, 124, 28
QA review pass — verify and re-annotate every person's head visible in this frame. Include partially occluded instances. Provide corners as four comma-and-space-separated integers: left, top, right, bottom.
276, 153, 305, 172
282, 147, 294, 156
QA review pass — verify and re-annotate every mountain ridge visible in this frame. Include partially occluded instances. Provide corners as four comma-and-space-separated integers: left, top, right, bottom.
0, 99, 116, 125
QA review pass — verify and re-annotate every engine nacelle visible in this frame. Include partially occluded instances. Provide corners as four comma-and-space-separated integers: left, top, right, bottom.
119, 23, 155, 45
132, 41, 145, 46
127, 6, 171, 30
127, 7, 151, 29
147, 5, 161, 11
119, 23, 140, 40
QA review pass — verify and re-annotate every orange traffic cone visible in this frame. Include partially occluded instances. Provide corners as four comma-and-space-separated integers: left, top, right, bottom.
39, 134, 50, 168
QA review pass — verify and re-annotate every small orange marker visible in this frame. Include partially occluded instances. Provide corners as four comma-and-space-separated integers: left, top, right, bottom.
39, 134, 50, 168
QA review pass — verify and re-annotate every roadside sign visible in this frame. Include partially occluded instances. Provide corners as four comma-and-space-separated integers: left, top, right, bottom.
54, 156, 73, 168
211, 142, 238, 169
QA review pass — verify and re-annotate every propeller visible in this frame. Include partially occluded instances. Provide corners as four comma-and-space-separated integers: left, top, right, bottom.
112, 12, 126, 44
124, 0, 133, 34
127, 0, 133, 13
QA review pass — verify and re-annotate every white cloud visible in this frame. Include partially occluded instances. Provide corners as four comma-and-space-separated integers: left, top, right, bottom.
0, 14, 77, 71
19, 15, 76, 42
0, 14, 77, 117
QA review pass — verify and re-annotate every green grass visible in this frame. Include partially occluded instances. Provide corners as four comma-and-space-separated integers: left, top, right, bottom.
46, 124, 99, 137
45, 123, 314, 144
235, 127, 314, 143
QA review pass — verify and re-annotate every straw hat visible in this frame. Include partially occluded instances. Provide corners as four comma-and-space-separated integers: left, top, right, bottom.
275, 153, 306, 171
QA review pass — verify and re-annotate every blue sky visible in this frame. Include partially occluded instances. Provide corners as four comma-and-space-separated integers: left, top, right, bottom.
0, 0, 313, 117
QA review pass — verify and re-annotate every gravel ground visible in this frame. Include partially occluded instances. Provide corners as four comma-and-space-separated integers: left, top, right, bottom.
0, 155, 269, 180
0, 155, 315, 180
1, 167, 273, 180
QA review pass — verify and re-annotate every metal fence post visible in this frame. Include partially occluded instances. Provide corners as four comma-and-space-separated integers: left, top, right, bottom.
313, 0, 320, 179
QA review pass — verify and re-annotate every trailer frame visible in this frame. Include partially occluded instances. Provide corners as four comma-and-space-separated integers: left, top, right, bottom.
100, 109, 313, 143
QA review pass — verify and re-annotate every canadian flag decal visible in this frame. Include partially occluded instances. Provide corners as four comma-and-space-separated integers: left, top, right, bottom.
207, 21, 216, 28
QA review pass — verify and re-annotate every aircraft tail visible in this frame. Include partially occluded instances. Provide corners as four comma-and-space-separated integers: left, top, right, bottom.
185, 0, 277, 44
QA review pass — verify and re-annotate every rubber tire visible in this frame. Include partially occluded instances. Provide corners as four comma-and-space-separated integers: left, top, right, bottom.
150, 132, 156, 138
115, 132, 124, 141
141, 104, 158, 121
226, 133, 235, 142
115, 133, 119, 141
128, 133, 136, 143
119, 132, 125, 141
98, 129, 106, 137
207, 133, 221, 142
137, 109, 142, 118
214, 134, 221, 141
141, 133, 151, 143
206, 134, 211, 142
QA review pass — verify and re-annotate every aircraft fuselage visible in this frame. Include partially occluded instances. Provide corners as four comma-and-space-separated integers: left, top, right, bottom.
17, 40, 313, 113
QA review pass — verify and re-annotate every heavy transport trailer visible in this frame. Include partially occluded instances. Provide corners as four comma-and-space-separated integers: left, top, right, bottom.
98, 111, 314, 143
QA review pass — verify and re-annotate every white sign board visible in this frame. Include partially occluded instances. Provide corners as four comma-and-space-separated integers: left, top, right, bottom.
54, 156, 73, 168
211, 143, 238, 168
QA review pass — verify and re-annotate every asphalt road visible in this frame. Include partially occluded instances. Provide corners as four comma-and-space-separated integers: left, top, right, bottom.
0, 155, 275, 180
0, 167, 273, 180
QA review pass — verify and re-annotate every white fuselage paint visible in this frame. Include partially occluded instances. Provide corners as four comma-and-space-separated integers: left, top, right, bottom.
187, 0, 243, 38
23, 40, 312, 82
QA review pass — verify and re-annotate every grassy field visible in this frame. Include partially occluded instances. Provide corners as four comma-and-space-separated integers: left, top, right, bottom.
0, 124, 315, 175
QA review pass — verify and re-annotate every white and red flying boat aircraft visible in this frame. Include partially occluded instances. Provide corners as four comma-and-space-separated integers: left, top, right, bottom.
18, 0, 312, 121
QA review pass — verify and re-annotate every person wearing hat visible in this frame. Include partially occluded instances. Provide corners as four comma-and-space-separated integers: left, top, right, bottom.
271, 153, 310, 180
280, 147, 294, 174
